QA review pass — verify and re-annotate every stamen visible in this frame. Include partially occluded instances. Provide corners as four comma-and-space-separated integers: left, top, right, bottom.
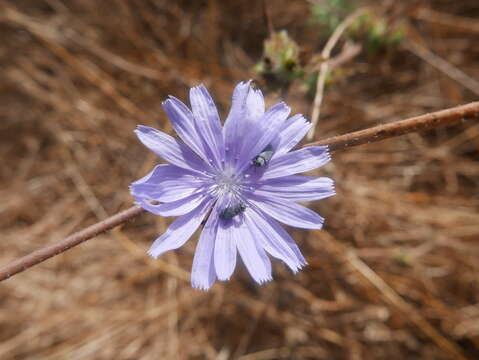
209, 171, 246, 199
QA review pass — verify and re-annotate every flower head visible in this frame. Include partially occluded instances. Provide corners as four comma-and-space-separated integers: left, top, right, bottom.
130, 81, 334, 290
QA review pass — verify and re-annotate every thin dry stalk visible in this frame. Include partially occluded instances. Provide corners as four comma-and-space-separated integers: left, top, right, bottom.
317, 231, 468, 360
0, 205, 145, 281
413, 7, 479, 34
346, 251, 467, 360
406, 40, 479, 97
0, 101, 477, 282
307, 9, 366, 140
308, 101, 479, 151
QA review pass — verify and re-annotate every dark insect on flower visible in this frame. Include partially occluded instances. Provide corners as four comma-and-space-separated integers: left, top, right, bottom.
252, 144, 274, 167
219, 202, 246, 220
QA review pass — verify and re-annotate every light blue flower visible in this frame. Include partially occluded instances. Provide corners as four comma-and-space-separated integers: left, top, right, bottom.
131, 81, 334, 290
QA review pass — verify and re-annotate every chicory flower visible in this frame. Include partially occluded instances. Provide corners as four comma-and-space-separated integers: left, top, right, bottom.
130, 81, 334, 290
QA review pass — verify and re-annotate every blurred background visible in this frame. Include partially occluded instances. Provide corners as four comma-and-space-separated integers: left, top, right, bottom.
0, 0, 478, 359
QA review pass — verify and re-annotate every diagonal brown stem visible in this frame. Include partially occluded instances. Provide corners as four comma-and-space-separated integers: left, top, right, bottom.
0, 205, 145, 281
307, 101, 479, 151
0, 101, 478, 282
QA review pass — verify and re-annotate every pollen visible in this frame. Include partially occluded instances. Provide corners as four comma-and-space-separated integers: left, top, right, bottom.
210, 172, 243, 198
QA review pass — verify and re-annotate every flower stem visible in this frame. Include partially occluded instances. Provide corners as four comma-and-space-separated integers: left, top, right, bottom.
0, 206, 145, 281
0, 101, 477, 282
307, 101, 479, 151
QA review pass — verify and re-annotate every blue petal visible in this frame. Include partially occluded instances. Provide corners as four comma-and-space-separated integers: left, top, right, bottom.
134, 126, 207, 172
130, 164, 208, 203
154, 193, 209, 217
261, 146, 330, 180
189, 84, 225, 170
147, 198, 213, 258
223, 81, 265, 165
272, 114, 312, 156
214, 218, 239, 281
162, 97, 212, 166
255, 175, 335, 202
191, 207, 218, 290
237, 215, 272, 284
223, 81, 251, 162
248, 194, 324, 229
244, 209, 306, 272
235, 102, 291, 174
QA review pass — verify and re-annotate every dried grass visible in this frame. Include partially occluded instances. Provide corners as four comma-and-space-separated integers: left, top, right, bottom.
0, 0, 478, 359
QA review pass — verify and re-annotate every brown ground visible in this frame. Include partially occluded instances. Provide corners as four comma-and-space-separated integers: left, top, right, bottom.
0, 1, 478, 359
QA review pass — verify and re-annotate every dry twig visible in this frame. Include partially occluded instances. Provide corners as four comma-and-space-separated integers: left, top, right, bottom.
406, 40, 479, 97
413, 7, 479, 34
308, 101, 479, 151
307, 9, 366, 140
0, 206, 145, 281
318, 231, 468, 360
0, 101, 477, 282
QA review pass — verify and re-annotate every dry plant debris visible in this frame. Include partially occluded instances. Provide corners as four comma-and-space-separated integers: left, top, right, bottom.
0, 0, 478, 359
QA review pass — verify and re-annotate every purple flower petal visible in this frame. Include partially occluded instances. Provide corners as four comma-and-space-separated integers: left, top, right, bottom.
223, 81, 252, 161
262, 146, 330, 180
214, 219, 239, 281
134, 126, 207, 172
266, 216, 308, 266
130, 164, 208, 203
272, 114, 312, 156
238, 219, 272, 284
245, 86, 265, 121
191, 208, 218, 290
132, 81, 336, 289
255, 175, 335, 202
244, 209, 306, 271
189, 85, 225, 169
223, 81, 265, 164
134, 195, 206, 218
162, 96, 213, 167
235, 102, 291, 173
154, 193, 209, 217
148, 199, 213, 258
249, 194, 324, 229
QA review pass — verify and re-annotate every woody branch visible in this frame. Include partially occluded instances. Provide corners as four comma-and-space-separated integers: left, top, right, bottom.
0, 101, 477, 282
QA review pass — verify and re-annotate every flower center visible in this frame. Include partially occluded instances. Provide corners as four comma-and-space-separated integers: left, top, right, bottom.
212, 172, 241, 198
